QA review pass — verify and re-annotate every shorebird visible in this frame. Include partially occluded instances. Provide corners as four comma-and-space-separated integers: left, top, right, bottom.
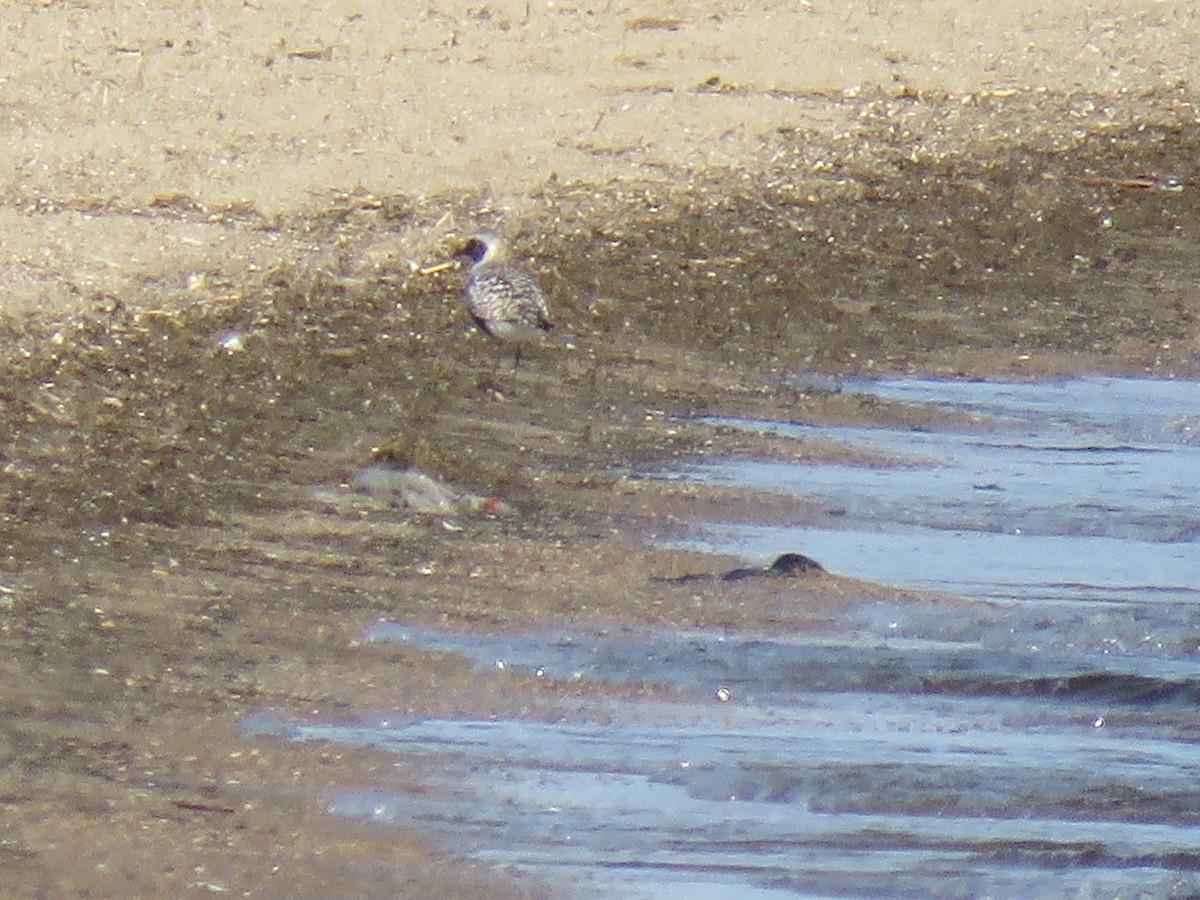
453, 231, 553, 367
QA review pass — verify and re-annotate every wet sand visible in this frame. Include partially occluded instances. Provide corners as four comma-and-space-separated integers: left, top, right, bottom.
3, 1, 1200, 896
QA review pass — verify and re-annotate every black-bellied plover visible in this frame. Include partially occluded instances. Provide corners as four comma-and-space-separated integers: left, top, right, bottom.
453, 230, 553, 367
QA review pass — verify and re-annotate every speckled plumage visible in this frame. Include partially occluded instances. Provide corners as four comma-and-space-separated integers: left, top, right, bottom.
454, 231, 552, 366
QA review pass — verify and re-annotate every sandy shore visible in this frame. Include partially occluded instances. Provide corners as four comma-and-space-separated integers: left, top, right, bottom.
5, 0, 1198, 316
3, 1, 1200, 896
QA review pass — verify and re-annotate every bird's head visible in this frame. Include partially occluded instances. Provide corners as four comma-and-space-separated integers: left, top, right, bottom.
453, 230, 505, 267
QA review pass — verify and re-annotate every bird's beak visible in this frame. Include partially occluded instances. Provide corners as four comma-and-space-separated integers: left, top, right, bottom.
417, 259, 458, 276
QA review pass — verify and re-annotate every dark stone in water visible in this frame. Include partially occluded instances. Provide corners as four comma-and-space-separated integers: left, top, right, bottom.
722, 552, 824, 580
655, 552, 824, 584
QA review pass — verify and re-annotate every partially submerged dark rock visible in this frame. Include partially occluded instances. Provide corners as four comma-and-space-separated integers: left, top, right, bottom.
654, 552, 824, 585
721, 552, 824, 580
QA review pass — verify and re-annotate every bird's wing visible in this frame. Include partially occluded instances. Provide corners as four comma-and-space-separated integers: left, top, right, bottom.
468, 266, 549, 325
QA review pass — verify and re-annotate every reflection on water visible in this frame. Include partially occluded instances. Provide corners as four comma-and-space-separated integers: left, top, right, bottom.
251, 377, 1200, 899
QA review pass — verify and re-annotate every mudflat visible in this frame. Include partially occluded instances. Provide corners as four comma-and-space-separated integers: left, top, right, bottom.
3, 1, 1199, 895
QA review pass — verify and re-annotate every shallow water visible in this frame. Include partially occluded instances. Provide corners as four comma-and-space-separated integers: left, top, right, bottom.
684, 376, 1200, 603
251, 376, 1200, 899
